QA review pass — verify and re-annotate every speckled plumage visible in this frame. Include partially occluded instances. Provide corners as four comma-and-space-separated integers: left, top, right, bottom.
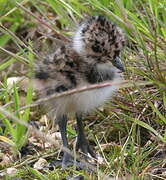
73, 16, 125, 58
33, 16, 126, 169
34, 16, 125, 117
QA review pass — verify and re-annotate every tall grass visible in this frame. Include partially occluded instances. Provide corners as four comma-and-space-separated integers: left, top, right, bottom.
0, 0, 165, 179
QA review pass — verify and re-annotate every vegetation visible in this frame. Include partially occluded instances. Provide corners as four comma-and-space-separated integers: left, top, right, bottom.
0, 0, 166, 179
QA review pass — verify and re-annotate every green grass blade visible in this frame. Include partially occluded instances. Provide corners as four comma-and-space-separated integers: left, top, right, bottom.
163, 92, 166, 109
0, 58, 17, 71
22, 81, 33, 122
28, 168, 48, 180
2, 118, 17, 143
13, 82, 20, 118
128, 117, 165, 143
0, 23, 19, 47
149, 101, 166, 124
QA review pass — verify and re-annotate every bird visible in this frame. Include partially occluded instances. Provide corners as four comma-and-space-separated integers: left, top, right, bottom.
33, 15, 126, 169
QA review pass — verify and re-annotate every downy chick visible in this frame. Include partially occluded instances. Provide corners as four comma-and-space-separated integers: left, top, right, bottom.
34, 16, 126, 169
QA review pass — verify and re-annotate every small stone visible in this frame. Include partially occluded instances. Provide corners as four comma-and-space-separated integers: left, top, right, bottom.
33, 158, 48, 170
6, 167, 17, 176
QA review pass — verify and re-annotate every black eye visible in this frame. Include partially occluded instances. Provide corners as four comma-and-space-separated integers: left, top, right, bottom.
35, 71, 49, 79
112, 56, 125, 72
92, 45, 101, 53
114, 57, 117, 62
115, 50, 120, 56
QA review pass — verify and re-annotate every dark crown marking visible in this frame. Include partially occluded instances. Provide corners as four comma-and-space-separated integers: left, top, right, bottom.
73, 15, 126, 63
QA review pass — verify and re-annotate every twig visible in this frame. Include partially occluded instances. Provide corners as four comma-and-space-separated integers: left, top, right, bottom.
37, 31, 67, 46
16, 2, 70, 42
0, 46, 29, 64
0, 152, 58, 173
19, 80, 128, 111
18, 80, 153, 112
0, 24, 38, 58
0, 0, 28, 20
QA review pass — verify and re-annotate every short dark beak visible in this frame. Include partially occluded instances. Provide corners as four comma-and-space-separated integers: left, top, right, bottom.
112, 56, 125, 72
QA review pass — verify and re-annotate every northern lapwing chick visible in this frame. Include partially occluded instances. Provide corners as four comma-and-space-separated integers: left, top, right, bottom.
33, 16, 126, 169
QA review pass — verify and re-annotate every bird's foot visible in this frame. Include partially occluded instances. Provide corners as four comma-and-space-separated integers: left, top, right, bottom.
76, 137, 97, 162
48, 152, 95, 172
49, 152, 73, 170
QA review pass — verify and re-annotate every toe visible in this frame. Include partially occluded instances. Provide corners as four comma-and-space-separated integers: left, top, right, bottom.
87, 145, 96, 159
62, 152, 73, 169
48, 159, 62, 170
